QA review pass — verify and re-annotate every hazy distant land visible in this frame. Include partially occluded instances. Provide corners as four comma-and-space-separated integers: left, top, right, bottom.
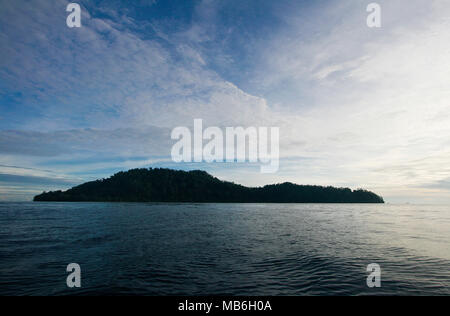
33, 168, 384, 203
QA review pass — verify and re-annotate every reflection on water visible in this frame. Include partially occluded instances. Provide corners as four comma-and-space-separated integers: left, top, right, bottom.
0, 202, 449, 295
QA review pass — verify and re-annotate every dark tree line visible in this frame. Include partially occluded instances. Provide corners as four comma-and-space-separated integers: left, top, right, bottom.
34, 168, 384, 203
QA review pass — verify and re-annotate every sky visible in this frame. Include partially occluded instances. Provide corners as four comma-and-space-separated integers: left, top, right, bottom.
0, 0, 450, 203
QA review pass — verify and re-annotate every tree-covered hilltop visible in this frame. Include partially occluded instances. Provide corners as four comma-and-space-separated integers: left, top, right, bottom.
33, 168, 384, 203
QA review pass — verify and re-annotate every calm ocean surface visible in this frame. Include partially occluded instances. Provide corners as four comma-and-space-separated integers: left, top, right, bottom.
0, 202, 449, 296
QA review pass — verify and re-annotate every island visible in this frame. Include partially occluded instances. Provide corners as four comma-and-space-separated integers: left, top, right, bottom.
33, 168, 384, 203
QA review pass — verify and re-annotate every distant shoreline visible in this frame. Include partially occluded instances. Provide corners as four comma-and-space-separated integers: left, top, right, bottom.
32, 201, 384, 204
34, 168, 384, 204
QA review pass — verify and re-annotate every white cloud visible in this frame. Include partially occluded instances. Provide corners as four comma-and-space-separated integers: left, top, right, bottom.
234, 0, 450, 202
0, 0, 271, 131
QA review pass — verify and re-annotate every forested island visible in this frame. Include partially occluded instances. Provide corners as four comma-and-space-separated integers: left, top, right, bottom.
34, 168, 384, 203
